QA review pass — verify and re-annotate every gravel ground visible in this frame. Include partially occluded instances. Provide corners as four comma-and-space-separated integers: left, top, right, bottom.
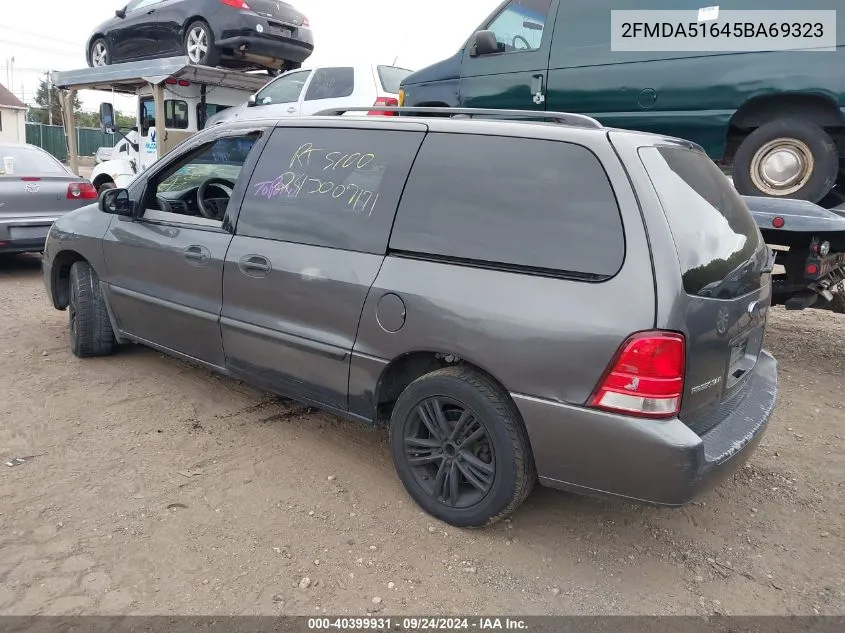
0, 253, 843, 616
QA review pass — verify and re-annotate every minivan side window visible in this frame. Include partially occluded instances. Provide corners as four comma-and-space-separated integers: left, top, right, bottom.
237, 127, 425, 253
390, 133, 624, 278
304, 67, 355, 101
143, 134, 260, 227
486, 0, 553, 52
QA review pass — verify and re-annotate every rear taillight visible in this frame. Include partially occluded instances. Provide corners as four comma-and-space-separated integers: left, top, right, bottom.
588, 331, 686, 419
301, 16, 310, 28
368, 97, 399, 116
220, 0, 251, 9
67, 182, 98, 200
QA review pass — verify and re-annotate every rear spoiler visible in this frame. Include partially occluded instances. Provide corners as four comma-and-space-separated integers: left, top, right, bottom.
742, 195, 845, 233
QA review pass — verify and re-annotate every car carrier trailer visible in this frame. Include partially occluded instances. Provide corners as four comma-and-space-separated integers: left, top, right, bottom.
51, 56, 269, 187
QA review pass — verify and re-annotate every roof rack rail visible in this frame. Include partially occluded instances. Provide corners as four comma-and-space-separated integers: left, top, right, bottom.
312, 106, 603, 130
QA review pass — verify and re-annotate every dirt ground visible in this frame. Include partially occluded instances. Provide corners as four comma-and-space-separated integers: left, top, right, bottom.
0, 253, 842, 617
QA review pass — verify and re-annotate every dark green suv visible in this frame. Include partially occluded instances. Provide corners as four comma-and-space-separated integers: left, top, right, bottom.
399, 0, 845, 206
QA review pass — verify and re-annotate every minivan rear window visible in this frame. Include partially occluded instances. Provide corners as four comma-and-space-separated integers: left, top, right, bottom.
639, 146, 767, 299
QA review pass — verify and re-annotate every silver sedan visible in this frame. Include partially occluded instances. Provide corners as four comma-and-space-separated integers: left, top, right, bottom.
0, 143, 98, 254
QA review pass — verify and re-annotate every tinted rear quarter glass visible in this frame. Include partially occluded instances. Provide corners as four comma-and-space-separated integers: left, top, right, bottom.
639, 146, 766, 298
390, 133, 624, 278
377, 66, 412, 93
237, 126, 424, 253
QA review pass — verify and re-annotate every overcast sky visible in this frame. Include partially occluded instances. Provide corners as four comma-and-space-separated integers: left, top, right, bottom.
0, 0, 500, 114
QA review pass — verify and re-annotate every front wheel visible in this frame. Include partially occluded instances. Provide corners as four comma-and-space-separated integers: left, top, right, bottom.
184, 21, 219, 67
97, 180, 115, 195
732, 119, 839, 203
68, 261, 116, 358
389, 366, 536, 528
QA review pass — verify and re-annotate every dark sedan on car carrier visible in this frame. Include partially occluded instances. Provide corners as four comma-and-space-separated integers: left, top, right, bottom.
87, 0, 314, 74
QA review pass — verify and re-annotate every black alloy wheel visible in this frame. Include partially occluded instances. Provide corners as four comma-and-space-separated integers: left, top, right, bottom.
403, 396, 496, 508
389, 366, 536, 527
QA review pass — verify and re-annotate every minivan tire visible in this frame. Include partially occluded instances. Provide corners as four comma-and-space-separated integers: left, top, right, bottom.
68, 261, 116, 358
732, 119, 839, 203
184, 21, 220, 67
389, 366, 536, 528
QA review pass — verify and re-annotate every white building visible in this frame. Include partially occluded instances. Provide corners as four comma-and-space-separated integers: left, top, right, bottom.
0, 83, 27, 144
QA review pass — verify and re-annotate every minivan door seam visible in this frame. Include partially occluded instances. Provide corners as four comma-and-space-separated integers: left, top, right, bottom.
346, 125, 430, 409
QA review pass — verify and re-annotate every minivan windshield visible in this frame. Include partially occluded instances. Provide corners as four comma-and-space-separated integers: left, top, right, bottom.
639, 146, 767, 299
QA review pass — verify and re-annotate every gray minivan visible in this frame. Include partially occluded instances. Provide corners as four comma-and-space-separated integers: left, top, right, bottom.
42, 107, 778, 527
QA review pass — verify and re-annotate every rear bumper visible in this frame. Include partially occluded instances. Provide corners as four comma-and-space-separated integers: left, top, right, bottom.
217, 32, 313, 64
0, 238, 47, 254
514, 350, 778, 506
217, 14, 314, 64
0, 216, 60, 254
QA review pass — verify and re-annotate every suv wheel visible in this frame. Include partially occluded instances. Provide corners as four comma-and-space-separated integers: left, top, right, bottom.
389, 367, 536, 527
68, 261, 116, 358
732, 119, 839, 203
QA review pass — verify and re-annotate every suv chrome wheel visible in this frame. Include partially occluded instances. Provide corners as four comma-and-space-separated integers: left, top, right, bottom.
750, 138, 814, 197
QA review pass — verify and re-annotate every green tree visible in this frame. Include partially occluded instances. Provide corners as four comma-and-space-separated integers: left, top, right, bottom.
33, 75, 81, 125
76, 111, 100, 128
115, 112, 135, 129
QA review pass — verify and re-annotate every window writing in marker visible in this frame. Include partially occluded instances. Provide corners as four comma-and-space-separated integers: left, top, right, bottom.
252, 142, 381, 216
289, 142, 377, 173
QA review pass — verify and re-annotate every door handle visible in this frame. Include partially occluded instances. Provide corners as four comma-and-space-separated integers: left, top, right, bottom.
531, 74, 545, 105
286, 107, 296, 114
184, 245, 210, 265
239, 254, 272, 277
147, 8, 156, 13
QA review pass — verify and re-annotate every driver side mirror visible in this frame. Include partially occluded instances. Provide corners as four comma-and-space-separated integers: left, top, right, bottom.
99, 188, 135, 217
99, 102, 115, 134
247, 94, 257, 108
470, 30, 499, 57
115, 7, 126, 18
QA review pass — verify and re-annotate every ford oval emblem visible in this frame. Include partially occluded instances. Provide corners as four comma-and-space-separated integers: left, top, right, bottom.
716, 306, 730, 336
